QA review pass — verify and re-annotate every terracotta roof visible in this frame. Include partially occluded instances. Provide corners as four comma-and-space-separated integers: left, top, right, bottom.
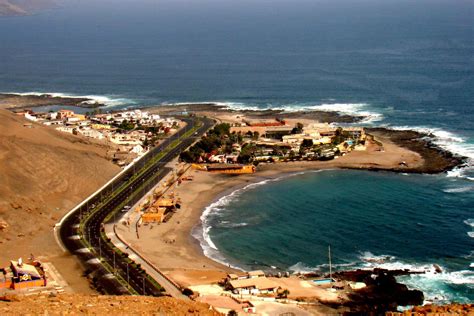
229, 277, 277, 290
248, 270, 265, 277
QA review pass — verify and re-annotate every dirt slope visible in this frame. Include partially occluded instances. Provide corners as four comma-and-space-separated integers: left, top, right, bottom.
0, 294, 221, 315
0, 109, 120, 289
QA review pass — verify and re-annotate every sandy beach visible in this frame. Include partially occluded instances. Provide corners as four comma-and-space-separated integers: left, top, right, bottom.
116, 132, 424, 287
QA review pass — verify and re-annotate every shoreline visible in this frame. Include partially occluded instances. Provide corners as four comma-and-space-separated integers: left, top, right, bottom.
0, 93, 106, 109
116, 127, 467, 288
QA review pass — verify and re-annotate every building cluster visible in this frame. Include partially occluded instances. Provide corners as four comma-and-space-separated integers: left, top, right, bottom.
228, 120, 366, 163
0, 258, 46, 291
17, 108, 181, 166
239, 121, 367, 162
141, 192, 180, 224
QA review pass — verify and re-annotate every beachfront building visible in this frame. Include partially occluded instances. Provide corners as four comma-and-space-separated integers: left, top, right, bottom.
224, 270, 279, 295
227, 277, 278, 295
142, 195, 178, 224
0, 259, 46, 290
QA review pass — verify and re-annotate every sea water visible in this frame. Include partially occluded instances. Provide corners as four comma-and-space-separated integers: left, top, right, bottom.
196, 170, 474, 303
0, 0, 473, 303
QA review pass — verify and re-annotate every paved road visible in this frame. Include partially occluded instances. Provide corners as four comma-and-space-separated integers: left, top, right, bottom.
57, 116, 214, 296
106, 224, 188, 299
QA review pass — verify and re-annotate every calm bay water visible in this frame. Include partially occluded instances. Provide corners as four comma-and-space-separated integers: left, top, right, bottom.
199, 170, 474, 303
0, 0, 473, 303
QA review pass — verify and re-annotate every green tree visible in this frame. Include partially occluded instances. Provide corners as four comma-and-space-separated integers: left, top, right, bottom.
277, 289, 290, 299
301, 139, 313, 148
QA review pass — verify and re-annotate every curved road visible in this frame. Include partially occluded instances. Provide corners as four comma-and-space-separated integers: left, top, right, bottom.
57, 116, 214, 296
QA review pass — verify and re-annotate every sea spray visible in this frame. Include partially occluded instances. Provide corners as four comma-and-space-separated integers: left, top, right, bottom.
3, 92, 135, 108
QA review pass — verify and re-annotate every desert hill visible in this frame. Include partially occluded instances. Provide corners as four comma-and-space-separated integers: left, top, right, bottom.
0, 294, 220, 315
0, 109, 120, 290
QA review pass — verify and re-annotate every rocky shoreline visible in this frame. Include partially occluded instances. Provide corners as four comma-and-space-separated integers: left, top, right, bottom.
0, 93, 104, 109
334, 269, 424, 313
150, 102, 364, 123
367, 128, 467, 174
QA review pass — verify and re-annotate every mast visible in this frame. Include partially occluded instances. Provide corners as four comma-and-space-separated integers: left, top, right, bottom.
328, 245, 332, 282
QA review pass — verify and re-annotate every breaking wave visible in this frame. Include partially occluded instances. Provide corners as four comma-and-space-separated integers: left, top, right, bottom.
443, 186, 474, 193
464, 219, 474, 227
165, 101, 384, 124
358, 252, 474, 304
3, 91, 135, 108
389, 125, 474, 180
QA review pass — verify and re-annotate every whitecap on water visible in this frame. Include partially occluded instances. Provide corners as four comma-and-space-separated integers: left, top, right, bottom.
3, 91, 134, 108
464, 219, 474, 227
443, 186, 474, 193
288, 262, 318, 274
399, 269, 474, 304
167, 101, 385, 124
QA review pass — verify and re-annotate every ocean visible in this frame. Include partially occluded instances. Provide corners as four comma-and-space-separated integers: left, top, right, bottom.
0, 0, 473, 304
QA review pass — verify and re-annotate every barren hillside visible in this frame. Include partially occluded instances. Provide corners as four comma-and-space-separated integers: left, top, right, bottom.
0, 294, 220, 315
0, 109, 120, 289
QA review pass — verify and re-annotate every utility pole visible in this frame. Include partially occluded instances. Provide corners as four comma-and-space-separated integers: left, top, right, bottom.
328, 245, 332, 282
127, 263, 129, 286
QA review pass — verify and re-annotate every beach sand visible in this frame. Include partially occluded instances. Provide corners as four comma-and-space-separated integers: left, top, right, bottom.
116, 133, 423, 287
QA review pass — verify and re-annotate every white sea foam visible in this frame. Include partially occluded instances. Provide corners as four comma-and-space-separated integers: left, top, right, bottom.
359, 251, 396, 263
165, 101, 384, 124
468, 232, 474, 238
464, 219, 474, 227
355, 252, 474, 303
219, 222, 249, 228
443, 185, 474, 193
389, 125, 474, 180
3, 91, 134, 108
297, 103, 384, 124
288, 262, 318, 274
400, 269, 474, 304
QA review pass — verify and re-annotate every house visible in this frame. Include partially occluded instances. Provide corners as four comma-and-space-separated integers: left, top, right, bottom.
56, 126, 76, 134
57, 109, 75, 119
247, 270, 265, 278
3, 259, 47, 290
130, 144, 145, 155
47, 112, 59, 120
142, 208, 167, 223
228, 277, 278, 295
91, 123, 112, 130
24, 112, 37, 121
42, 120, 64, 126
77, 129, 105, 140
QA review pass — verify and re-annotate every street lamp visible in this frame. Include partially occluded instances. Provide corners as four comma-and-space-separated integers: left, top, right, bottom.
127, 263, 129, 285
